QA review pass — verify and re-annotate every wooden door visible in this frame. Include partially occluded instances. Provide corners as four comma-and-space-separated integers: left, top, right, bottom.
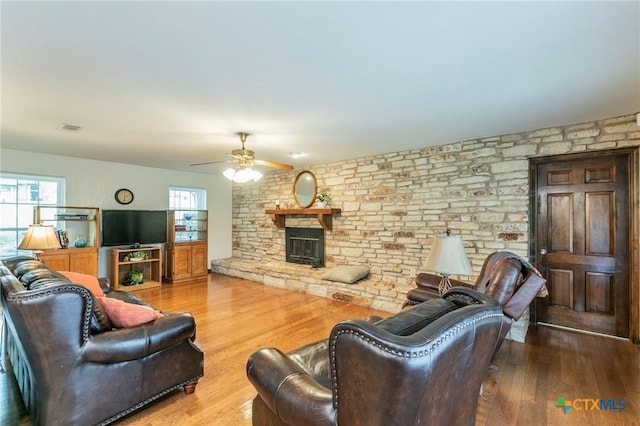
191, 242, 208, 278
39, 252, 69, 272
533, 153, 630, 337
170, 245, 192, 281
69, 249, 98, 276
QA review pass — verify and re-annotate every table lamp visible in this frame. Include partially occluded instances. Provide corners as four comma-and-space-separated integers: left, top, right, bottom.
424, 230, 472, 294
18, 224, 62, 260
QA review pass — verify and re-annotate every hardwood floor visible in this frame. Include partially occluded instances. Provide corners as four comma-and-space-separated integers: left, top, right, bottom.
2, 273, 638, 425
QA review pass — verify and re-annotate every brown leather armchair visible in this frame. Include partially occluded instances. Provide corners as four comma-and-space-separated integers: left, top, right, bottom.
404, 251, 548, 360
247, 288, 504, 426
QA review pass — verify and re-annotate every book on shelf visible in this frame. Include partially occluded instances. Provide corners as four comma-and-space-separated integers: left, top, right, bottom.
55, 230, 69, 248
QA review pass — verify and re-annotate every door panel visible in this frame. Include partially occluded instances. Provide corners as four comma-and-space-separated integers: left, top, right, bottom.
548, 269, 574, 308
191, 243, 208, 277
173, 246, 193, 280
69, 251, 98, 276
585, 272, 613, 313
548, 194, 573, 252
39, 253, 69, 272
535, 155, 629, 337
585, 192, 614, 255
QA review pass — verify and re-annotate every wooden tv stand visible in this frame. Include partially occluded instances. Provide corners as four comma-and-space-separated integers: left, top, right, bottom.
109, 247, 162, 291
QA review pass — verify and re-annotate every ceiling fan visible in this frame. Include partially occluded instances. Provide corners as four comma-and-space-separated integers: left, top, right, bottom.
190, 132, 294, 170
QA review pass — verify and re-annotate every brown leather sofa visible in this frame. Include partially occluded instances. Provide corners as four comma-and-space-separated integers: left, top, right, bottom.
0, 256, 204, 426
247, 287, 504, 426
404, 251, 548, 361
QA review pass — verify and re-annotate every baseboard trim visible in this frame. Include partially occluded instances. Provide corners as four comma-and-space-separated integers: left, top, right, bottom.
537, 322, 629, 341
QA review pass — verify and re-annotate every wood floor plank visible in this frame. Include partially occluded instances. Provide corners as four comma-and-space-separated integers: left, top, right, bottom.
1, 273, 638, 425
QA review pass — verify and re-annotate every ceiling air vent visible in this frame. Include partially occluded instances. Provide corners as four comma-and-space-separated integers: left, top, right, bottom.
59, 123, 82, 132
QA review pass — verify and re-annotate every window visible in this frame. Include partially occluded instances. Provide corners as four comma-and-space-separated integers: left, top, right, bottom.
169, 186, 206, 210
0, 173, 65, 257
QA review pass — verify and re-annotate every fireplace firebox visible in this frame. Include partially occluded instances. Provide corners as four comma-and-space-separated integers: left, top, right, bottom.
285, 227, 325, 267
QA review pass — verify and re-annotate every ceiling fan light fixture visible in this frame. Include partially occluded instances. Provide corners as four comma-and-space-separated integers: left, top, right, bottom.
192, 131, 293, 171
223, 166, 263, 183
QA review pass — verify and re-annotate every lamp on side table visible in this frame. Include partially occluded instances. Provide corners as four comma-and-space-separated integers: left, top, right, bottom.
424, 230, 472, 295
18, 224, 61, 260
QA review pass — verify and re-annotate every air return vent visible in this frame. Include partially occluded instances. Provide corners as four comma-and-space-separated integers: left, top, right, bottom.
59, 123, 82, 132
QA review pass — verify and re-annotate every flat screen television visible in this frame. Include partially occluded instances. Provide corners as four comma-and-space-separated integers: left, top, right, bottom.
101, 210, 167, 247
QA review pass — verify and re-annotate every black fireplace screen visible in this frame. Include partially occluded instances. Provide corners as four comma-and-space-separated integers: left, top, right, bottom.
285, 227, 325, 267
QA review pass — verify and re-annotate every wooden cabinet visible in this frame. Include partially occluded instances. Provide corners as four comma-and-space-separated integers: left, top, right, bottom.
39, 247, 98, 276
34, 206, 100, 275
110, 247, 162, 291
165, 210, 208, 283
165, 241, 208, 283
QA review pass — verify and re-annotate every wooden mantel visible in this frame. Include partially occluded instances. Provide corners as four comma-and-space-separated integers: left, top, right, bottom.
265, 208, 342, 230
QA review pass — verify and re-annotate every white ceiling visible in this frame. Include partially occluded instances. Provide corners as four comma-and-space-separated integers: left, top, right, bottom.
2, 1, 639, 175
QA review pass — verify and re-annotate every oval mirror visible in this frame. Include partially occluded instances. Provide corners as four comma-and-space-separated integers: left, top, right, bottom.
293, 170, 317, 208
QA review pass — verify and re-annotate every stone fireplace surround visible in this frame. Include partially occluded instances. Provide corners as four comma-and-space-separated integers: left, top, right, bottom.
212, 113, 638, 344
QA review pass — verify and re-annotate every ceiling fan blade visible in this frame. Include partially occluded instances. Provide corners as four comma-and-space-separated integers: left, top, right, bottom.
254, 159, 294, 170
190, 159, 233, 166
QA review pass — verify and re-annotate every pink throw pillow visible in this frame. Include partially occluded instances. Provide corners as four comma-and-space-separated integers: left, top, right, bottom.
59, 271, 105, 297
97, 297, 163, 328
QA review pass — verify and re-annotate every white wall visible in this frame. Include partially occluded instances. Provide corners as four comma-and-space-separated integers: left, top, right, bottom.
0, 148, 233, 276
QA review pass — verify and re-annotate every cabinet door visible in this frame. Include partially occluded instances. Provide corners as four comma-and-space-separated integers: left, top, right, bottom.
39, 253, 70, 272
172, 245, 193, 280
69, 251, 98, 276
191, 243, 208, 278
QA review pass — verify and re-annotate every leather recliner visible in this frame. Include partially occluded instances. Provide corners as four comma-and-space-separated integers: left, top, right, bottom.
247, 287, 504, 426
404, 251, 548, 361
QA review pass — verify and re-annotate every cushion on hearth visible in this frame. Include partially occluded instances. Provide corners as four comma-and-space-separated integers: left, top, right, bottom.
59, 271, 105, 297
97, 297, 163, 328
321, 265, 370, 284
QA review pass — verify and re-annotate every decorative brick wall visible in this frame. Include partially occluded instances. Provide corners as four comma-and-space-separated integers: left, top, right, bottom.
213, 113, 639, 340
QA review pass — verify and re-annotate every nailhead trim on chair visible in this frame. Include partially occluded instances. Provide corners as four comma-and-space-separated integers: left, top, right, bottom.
329, 311, 502, 409
8, 285, 93, 344
97, 375, 204, 426
443, 291, 486, 305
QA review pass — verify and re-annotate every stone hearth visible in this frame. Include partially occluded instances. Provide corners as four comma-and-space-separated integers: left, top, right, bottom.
212, 257, 408, 312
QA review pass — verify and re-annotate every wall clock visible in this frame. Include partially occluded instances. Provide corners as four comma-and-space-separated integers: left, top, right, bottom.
115, 188, 134, 205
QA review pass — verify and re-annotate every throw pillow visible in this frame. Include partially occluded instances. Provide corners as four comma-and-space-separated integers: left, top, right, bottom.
97, 297, 163, 328
58, 271, 112, 332
59, 271, 105, 297
321, 266, 370, 284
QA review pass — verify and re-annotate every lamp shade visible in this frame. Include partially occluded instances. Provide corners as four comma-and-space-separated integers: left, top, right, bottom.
424, 233, 472, 276
18, 224, 62, 251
